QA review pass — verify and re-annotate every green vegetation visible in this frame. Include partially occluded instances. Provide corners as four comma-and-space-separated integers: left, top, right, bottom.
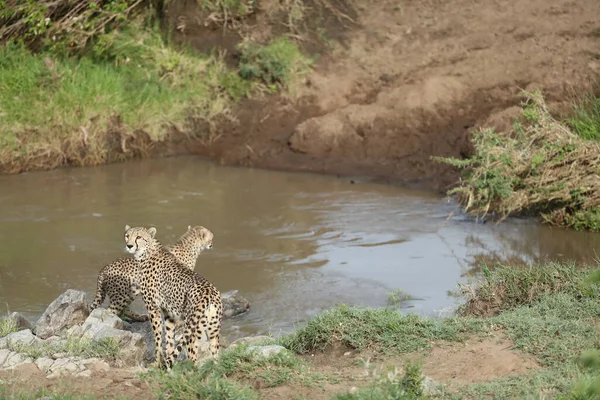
0, 316, 19, 337
142, 339, 332, 399
435, 90, 600, 231
2, 262, 599, 399
456, 261, 596, 317
136, 262, 600, 400
7, 336, 120, 360
0, 0, 315, 173
567, 90, 600, 141
238, 37, 314, 92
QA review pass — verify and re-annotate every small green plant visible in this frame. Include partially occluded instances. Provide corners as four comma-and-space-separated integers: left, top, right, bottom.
0, 316, 19, 337
386, 289, 413, 307
567, 91, 600, 141
334, 360, 428, 399
238, 37, 313, 91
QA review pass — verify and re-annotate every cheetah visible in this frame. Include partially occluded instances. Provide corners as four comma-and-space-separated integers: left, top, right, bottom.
90, 225, 214, 322
124, 225, 223, 369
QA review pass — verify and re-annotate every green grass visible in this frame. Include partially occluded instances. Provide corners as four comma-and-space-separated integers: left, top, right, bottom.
238, 37, 314, 93
568, 91, 600, 141
0, 317, 19, 337
279, 305, 484, 355
456, 261, 597, 317
141, 339, 334, 399
7, 336, 120, 360
0, 19, 313, 173
0, 21, 233, 171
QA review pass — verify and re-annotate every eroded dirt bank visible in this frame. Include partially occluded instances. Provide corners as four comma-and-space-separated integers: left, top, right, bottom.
174, 0, 599, 192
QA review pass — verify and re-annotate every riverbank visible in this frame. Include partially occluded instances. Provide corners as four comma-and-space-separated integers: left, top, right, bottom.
1, 261, 599, 399
1, 0, 599, 193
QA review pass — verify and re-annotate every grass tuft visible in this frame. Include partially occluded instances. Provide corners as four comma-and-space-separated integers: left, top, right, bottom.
8, 336, 120, 360
0, 317, 19, 338
238, 37, 313, 93
456, 261, 597, 317
278, 305, 482, 355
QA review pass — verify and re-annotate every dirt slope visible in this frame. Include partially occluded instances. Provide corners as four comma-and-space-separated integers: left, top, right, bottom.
176, 0, 599, 191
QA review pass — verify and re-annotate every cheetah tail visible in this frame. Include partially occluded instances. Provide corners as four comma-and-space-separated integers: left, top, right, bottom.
89, 272, 106, 312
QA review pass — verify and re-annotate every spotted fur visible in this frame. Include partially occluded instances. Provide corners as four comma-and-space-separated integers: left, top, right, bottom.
89, 225, 214, 322
124, 225, 223, 369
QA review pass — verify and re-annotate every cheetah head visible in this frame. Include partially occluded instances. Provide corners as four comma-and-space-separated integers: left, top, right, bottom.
185, 225, 214, 251
124, 225, 157, 258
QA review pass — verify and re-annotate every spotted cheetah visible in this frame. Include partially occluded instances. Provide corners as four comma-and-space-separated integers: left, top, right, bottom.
90, 225, 214, 322
124, 225, 223, 369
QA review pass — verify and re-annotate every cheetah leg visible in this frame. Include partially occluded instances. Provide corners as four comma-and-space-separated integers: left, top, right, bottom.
163, 316, 178, 368
204, 303, 222, 359
173, 319, 197, 364
146, 306, 165, 369
186, 318, 203, 363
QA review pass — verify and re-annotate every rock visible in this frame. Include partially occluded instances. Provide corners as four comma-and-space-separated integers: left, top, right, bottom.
35, 289, 90, 339
82, 358, 110, 373
246, 345, 288, 359
82, 309, 125, 333
0, 349, 10, 366
228, 335, 274, 349
6, 329, 43, 348
35, 357, 55, 374
49, 357, 82, 375
118, 331, 145, 366
421, 375, 442, 396
0, 337, 7, 349
75, 369, 92, 378
7, 312, 33, 331
222, 290, 251, 318
126, 321, 154, 363
2, 352, 32, 369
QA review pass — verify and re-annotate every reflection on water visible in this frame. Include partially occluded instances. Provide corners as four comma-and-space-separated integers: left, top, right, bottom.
0, 156, 599, 339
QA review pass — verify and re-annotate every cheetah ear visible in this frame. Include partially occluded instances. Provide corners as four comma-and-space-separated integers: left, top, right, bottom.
188, 225, 192, 231
148, 227, 157, 238
125, 224, 131, 232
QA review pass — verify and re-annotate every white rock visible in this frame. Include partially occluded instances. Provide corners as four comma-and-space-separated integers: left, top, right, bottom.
0, 349, 10, 366
5, 352, 25, 367
0, 337, 7, 350
246, 345, 288, 359
228, 335, 274, 349
6, 329, 43, 348
35, 357, 55, 374
35, 289, 89, 339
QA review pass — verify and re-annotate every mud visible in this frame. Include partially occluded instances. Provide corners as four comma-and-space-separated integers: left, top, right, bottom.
167, 0, 600, 192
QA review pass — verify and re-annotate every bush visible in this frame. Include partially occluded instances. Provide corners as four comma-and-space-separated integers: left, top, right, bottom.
435, 90, 600, 231
238, 37, 313, 91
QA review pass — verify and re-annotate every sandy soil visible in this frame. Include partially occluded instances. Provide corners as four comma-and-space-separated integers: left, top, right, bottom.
172, 0, 600, 192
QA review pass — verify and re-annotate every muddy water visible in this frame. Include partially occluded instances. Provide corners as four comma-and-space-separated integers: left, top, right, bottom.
0, 156, 599, 339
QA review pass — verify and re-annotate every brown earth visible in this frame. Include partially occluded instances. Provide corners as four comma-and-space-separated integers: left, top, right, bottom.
0, 335, 537, 399
167, 0, 600, 192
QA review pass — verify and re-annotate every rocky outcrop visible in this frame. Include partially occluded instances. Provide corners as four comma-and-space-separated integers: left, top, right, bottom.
34, 289, 90, 339
0, 287, 252, 375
